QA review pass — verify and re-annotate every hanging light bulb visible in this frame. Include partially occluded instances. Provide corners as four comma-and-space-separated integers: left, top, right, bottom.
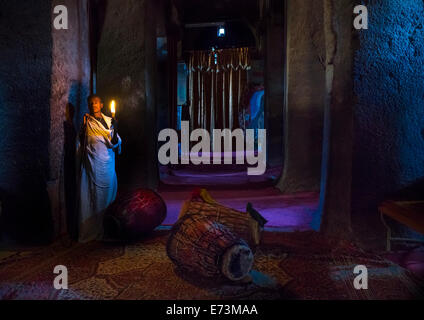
218, 26, 226, 38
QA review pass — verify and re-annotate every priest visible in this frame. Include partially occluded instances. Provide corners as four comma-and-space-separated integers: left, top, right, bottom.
77, 95, 122, 243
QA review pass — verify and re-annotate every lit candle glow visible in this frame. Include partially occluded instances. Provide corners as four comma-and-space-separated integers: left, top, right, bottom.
110, 100, 116, 118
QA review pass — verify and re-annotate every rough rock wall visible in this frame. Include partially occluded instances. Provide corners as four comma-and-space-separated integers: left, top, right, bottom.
0, 0, 51, 191
48, 0, 91, 238
352, 0, 424, 220
317, 0, 355, 236
265, 0, 285, 168
49, 0, 91, 181
0, 0, 53, 242
277, 0, 325, 193
0, 0, 91, 242
97, 0, 159, 189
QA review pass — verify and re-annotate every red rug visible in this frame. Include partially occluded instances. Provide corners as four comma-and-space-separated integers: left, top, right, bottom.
0, 233, 289, 300
262, 231, 424, 300
0, 231, 423, 300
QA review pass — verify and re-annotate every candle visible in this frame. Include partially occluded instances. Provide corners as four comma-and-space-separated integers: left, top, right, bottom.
110, 100, 116, 118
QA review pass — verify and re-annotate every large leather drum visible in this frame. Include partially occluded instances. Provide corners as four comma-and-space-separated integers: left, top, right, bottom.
104, 188, 167, 240
167, 214, 254, 281
178, 189, 267, 248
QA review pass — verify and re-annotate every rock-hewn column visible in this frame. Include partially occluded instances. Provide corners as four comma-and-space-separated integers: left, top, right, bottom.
48, 0, 91, 237
97, 0, 159, 190
317, 0, 355, 237
264, 0, 285, 168
276, 0, 326, 193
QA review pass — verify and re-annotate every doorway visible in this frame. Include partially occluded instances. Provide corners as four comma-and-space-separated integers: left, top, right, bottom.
155, 0, 308, 230
158, 0, 283, 188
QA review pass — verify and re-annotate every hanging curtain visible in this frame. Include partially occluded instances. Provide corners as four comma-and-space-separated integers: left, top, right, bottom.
188, 48, 251, 132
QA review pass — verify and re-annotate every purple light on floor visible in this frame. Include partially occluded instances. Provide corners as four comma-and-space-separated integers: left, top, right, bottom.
159, 185, 319, 230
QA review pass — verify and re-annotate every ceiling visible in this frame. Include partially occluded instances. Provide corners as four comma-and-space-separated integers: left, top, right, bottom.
178, 0, 260, 51
181, 0, 260, 24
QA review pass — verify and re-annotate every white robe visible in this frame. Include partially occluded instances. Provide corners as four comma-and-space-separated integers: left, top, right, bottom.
77, 113, 121, 243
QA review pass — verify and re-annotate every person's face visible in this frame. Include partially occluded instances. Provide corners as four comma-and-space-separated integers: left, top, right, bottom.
88, 97, 103, 114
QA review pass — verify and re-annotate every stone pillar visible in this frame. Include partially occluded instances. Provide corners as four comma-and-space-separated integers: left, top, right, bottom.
0, 0, 90, 242
316, 0, 355, 237
144, 0, 160, 188
48, 0, 91, 238
276, 0, 326, 193
97, 0, 159, 190
264, 0, 285, 168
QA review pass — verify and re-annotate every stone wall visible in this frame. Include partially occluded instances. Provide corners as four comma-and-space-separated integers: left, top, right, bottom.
265, 0, 285, 168
0, 0, 53, 242
0, 0, 91, 242
97, 0, 159, 189
317, 0, 355, 236
49, 0, 91, 239
352, 0, 424, 223
277, 0, 326, 193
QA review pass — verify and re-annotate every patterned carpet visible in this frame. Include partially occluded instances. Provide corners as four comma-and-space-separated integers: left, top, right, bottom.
0, 231, 423, 300
262, 231, 424, 300
0, 232, 289, 300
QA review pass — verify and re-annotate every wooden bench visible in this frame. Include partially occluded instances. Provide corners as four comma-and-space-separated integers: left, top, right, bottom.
379, 201, 424, 251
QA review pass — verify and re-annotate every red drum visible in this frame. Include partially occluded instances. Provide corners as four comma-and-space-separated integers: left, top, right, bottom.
167, 214, 253, 281
104, 189, 167, 240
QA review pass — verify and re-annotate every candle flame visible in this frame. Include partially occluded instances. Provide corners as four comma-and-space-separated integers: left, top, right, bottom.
110, 100, 116, 116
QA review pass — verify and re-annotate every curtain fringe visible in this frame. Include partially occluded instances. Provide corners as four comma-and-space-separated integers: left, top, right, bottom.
188, 47, 251, 73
